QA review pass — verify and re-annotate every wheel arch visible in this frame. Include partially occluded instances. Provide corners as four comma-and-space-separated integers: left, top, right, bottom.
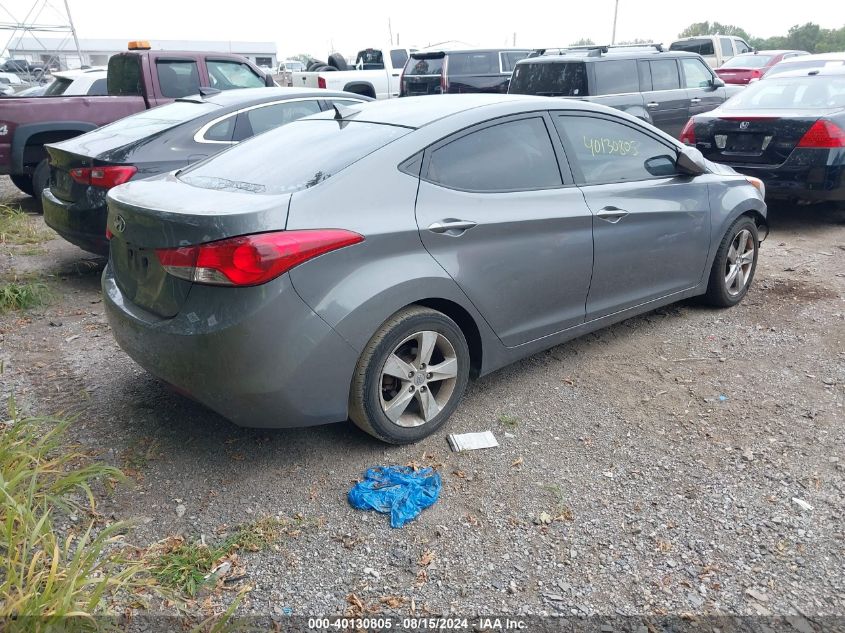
342, 81, 377, 99
11, 122, 98, 173
413, 298, 483, 378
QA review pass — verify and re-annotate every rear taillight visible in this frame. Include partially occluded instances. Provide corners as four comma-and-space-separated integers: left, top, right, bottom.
679, 118, 696, 145
317, 76, 327, 89
750, 69, 762, 79
155, 229, 364, 287
69, 165, 137, 189
797, 119, 845, 148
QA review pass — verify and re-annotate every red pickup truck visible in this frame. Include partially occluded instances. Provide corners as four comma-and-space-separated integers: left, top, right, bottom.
0, 42, 274, 198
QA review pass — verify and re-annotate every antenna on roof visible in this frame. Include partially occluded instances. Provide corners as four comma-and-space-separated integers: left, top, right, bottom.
333, 103, 359, 120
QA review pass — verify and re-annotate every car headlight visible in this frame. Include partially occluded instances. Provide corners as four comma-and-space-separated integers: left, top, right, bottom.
745, 176, 765, 198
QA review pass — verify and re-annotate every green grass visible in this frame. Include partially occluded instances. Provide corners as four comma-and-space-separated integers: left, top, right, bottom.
498, 414, 520, 429
0, 404, 153, 629
0, 279, 49, 312
0, 204, 51, 246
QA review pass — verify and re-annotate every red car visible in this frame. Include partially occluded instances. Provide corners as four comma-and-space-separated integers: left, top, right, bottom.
715, 50, 808, 84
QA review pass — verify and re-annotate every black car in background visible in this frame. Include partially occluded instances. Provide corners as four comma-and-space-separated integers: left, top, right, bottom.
42, 87, 369, 254
680, 67, 845, 201
508, 46, 739, 138
400, 48, 531, 96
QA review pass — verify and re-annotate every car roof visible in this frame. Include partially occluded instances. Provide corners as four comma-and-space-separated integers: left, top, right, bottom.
413, 48, 529, 55
766, 66, 845, 78
520, 50, 700, 63
779, 52, 845, 63
305, 93, 609, 129
195, 86, 366, 108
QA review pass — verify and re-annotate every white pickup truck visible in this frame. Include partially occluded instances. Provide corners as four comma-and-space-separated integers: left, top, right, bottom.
291, 47, 415, 99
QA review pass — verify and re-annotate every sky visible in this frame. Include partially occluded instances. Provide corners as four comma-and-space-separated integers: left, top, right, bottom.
2, 0, 844, 59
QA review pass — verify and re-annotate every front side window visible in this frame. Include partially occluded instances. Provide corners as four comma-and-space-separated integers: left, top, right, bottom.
207, 60, 264, 90
156, 60, 200, 98
390, 49, 409, 69
681, 58, 713, 88
554, 115, 678, 184
426, 117, 561, 192
240, 100, 322, 138
593, 60, 639, 95
720, 38, 733, 57
650, 59, 680, 90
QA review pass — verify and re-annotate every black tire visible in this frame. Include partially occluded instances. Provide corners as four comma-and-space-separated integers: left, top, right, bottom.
702, 215, 759, 307
327, 53, 349, 71
9, 174, 34, 196
315, 65, 337, 72
306, 60, 326, 71
31, 159, 50, 207
349, 306, 470, 444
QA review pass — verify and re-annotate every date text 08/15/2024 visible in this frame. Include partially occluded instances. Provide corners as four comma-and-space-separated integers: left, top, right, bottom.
306, 617, 527, 630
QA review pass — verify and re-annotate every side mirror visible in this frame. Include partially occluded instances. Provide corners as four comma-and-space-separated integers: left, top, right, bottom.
265, 73, 276, 87
644, 154, 678, 177
711, 77, 725, 89
676, 146, 708, 176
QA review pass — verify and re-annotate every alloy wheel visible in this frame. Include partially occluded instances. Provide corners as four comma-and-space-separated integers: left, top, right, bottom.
724, 228, 755, 296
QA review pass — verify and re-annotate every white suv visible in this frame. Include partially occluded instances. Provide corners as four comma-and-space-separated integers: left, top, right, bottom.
669, 35, 753, 68
42, 67, 108, 96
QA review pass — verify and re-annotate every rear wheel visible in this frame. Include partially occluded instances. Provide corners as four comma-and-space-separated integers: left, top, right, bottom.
703, 216, 759, 307
349, 306, 470, 444
9, 174, 34, 196
31, 159, 50, 206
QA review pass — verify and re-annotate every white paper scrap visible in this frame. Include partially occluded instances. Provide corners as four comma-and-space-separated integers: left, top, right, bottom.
447, 430, 499, 452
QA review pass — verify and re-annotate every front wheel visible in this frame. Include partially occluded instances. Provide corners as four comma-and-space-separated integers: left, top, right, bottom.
349, 306, 470, 444
9, 174, 34, 196
702, 216, 759, 307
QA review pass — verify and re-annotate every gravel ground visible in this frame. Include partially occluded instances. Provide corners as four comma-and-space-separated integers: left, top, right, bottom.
1, 175, 843, 620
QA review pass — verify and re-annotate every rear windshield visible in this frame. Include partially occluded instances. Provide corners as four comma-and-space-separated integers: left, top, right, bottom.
724, 54, 773, 68
406, 55, 444, 76
723, 76, 845, 109
509, 62, 588, 96
180, 119, 410, 195
44, 77, 72, 96
87, 101, 218, 142
767, 59, 845, 77
670, 39, 715, 56
107, 54, 143, 96
447, 51, 499, 75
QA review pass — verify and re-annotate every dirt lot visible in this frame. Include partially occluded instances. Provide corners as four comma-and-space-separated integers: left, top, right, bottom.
1, 175, 843, 620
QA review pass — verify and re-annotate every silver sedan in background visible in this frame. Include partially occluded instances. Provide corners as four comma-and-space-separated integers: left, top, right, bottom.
102, 95, 767, 444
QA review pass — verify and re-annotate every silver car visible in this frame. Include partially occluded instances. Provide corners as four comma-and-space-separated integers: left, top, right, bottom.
103, 95, 767, 444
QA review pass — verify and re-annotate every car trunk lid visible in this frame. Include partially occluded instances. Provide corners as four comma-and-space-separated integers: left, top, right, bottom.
106, 174, 291, 318
46, 146, 96, 203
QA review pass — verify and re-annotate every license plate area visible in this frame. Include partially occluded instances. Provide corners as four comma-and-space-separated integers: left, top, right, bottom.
715, 133, 773, 154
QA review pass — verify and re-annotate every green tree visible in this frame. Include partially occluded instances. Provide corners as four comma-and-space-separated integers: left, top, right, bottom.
816, 25, 845, 53
570, 38, 595, 46
679, 21, 752, 41
617, 38, 654, 45
783, 22, 823, 52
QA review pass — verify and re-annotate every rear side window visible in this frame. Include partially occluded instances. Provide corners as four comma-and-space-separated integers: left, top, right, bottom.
426, 117, 561, 192
207, 59, 264, 90
236, 99, 322, 139
203, 117, 236, 142
181, 119, 410, 194
720, 38, 733, 57
500, 51, 531, 73
670, 38, 715, 56
390, 49, 409, 69
156, 60, 200, 98
96, 101, 217, 142
44, 77, 72, 96
406, 55, 444, 76
554, 115, 677, 184
107, 54, 143, 96
87, 78, 108, 95
681, 58, 713, 88
509, 62, 588, 96
593, 60, 639, 95
447, 52, 499, 75
650, 60, 680, 90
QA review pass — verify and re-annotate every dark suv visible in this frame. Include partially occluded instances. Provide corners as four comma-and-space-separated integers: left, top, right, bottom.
400, 48, 531, 96
508, 46, 740, 138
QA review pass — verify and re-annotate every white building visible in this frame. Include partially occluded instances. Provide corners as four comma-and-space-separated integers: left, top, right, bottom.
6, 37, 277, 70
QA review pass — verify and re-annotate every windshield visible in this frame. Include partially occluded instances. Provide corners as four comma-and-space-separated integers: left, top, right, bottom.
766, 59, 845, 77
44, 77, 72, 96
180, 119, 410, 195
85, 101, 218, 142
723, 54, 773, 69
723, 75, 845, 109
509, 62, 588, 96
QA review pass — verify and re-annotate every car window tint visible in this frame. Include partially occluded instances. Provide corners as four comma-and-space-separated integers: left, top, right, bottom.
244, 100, 322, 137
390, 49, 408, 69
720, 38, 733, 57
637, 61, 652, 91
649, 59, 680, 90
181, 120, 410, 194
554, 115, 677, 184
207, 60, 264, 90
94, 101, 217, 142
426, 117, 561, 192
87, 78, 108, 95
204, 116, 236, 142
509, 61, 587, 96
448, 52, 499, 75
500, 51, 531, 73
594, 60, 639, 95
681, 58, 712, 88
406, 56, 444, 76
156, 60, 200, 98
670, 39, 715, 56
107, 54, 143, 96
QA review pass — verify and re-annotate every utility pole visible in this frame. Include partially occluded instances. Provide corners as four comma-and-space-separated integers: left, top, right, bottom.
388, 18, 394, 46
513, 32, 516, 46
611, 0, 619, 45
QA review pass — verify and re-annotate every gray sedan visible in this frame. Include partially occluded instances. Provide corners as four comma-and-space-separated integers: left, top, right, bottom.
102, 95, 767, 444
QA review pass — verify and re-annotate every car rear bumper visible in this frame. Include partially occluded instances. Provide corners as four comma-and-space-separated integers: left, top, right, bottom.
42, 188, 109, 255
726, 162, 845, 201
102, 265, 359, 429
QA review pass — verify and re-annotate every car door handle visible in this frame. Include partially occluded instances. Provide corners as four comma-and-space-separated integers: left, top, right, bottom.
596, 206, 629, 223
690, 97, 702, 104
646, 101, 659, 109
427, 219, 478, 234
